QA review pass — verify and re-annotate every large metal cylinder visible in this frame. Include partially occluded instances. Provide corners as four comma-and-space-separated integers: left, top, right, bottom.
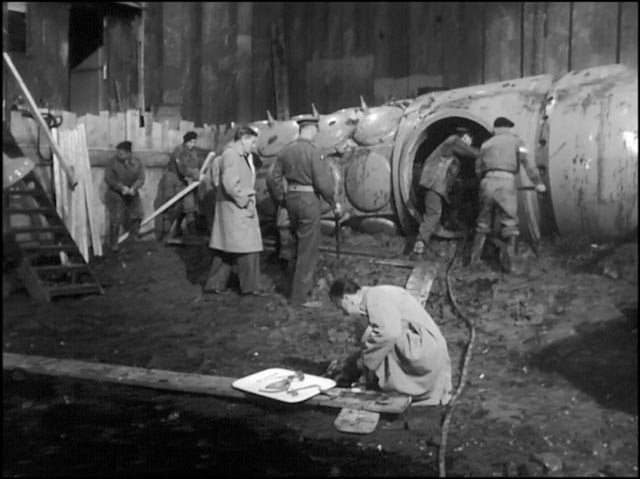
252, 65, 637, 242
546, 65, 638, 241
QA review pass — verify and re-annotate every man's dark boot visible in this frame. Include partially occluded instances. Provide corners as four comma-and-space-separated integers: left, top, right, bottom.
108, 221, 120, 253
469, 233, 486, 265
185, 213, 197, 236
129, 219, 141, 242
500, 236, 518, 273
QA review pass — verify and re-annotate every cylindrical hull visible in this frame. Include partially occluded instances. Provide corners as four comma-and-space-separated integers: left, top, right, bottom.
253, 65, 637, 242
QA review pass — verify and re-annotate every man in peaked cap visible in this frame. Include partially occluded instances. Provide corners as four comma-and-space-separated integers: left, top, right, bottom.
154, 131, 203, 240
267, 114, 343, 308
413, 126, 480, 259
470, 116, 546, 272
104, 140, 146, 253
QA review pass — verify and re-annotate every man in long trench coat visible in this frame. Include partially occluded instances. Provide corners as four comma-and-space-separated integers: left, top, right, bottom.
329, 278, 452, 404
203, 126, 268, 296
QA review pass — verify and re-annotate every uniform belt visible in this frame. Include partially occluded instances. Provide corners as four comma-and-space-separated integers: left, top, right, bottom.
287, 184, 315, 192
484, 169, 517, 176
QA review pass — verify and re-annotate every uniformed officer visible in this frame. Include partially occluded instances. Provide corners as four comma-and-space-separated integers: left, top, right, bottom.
104, 141, 145, 253
413, 126, 480, 258
267, 115, 342, 307
470, 117, 546, 271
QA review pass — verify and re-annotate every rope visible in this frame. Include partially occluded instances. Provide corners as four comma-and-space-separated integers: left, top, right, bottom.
438, 239, 477, 478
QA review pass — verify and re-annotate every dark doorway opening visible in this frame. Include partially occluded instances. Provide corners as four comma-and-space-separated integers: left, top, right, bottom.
411, 117, 492, 231
68, 4, 105, 115
69, 5, 103, 69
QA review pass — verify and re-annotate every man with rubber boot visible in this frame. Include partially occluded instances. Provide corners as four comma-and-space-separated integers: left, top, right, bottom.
469, 116, 546, 272
413, 126, 480, 260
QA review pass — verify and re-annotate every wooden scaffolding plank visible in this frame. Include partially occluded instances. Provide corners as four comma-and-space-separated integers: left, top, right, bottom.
77, 123, 103, 257
2, 353, 412, 414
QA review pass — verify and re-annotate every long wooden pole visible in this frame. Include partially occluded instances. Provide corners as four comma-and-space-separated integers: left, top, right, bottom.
117, 180, 200, 244
3, 52, 76, 188
2, 352, 410, 414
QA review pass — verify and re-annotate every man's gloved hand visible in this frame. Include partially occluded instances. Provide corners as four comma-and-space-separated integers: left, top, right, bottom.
535, 183, 547, 194
121, 186, 131, 195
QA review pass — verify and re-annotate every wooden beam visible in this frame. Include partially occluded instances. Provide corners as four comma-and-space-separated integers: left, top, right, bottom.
271, 21, 290, 120
3, 52, 76, 187
2, 352, 411, 414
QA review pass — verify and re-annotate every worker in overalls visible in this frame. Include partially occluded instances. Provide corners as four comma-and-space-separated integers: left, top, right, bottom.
413, 127, 480, 259
470, 116, 546, 272
267, 115, 342, 308
154, 131, 201, 239
104, 141, 145, 253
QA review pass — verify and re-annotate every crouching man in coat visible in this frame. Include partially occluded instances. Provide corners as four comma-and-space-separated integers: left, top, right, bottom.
204, 126, 268, 296
329, 278, 452, 404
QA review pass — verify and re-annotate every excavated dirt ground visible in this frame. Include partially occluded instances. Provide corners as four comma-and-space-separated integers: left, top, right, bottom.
3, 231, 638, 477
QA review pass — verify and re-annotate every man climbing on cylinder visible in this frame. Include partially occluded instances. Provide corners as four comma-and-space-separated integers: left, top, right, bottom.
154, 131, 201, 240
470, 116, 546, 272
267, 115, 343, 308
105, 141, 145, 253
413, 126, 480, 259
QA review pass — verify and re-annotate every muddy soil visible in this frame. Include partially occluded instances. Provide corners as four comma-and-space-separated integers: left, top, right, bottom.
3, 232, 638, 477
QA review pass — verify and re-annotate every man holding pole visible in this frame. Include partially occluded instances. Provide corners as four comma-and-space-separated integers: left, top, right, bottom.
154, 131, 201, 240
105, 141, 145, 253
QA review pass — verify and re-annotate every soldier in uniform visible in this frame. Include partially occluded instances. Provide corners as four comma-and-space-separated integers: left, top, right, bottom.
267, 115, 343, 307
104, 141, 145, 253
470, 116, 546, 271
413, 126, 480, 258
154, 131, 201, 239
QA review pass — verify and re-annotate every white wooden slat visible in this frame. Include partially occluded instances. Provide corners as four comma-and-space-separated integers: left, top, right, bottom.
77, 124, 103, 257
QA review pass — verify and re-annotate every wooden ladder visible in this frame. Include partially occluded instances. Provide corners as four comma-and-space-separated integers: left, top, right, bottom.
4, 171, 104, 302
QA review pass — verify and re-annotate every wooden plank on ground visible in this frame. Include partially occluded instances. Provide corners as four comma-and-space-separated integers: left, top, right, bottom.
405, 261, 438, 307
2, 352, 412, 414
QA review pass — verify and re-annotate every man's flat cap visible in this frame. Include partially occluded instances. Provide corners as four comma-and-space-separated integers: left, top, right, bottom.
296, 115, 319, 127
493, 117, 515, 128
116, 141, 132, 152
183, 131, 198, 142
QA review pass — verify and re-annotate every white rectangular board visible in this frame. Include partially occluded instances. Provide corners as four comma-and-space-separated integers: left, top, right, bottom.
232, 368, 336, 403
